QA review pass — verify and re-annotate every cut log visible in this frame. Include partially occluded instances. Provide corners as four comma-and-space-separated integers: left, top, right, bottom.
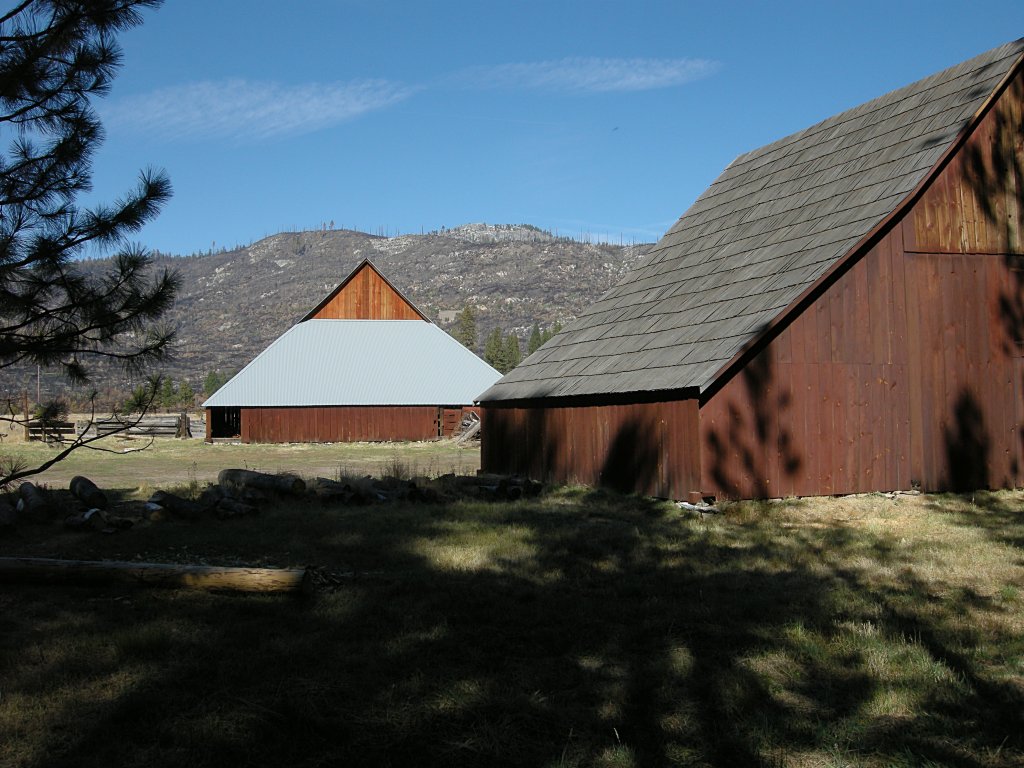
17, 482, 50, 523
70, 476, 108, 509
0, 556, 308, 593
143, 502, 166, 521
149, 490, 201, 520
64, 508, 107, 531
218, 469, 306, 496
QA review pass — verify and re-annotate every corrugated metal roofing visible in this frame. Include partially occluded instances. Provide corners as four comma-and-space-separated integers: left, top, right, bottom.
479, 39, 1024, 403
203, 320, 501, 407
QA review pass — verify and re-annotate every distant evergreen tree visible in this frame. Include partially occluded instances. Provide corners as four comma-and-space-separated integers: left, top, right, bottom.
504, 334, 521, 372
203, 370, 229, 397
484, 328, 505, 371
124, 381, 155, 413
454, 305, 478, 350
527, 323, 543, 355
158, 377, 177, 409
177, 379, 196, 408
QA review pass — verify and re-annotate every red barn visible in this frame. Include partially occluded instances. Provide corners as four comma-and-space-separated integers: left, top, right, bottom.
479, 40, 1024, 499
204, 260, 499, 442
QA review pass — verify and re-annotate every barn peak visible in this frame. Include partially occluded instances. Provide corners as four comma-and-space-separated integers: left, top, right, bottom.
302, 259, 429, 322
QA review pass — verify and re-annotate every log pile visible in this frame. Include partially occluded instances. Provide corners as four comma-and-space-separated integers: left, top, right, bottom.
141, 468, 305, 521
1, 467, 544, 537
1, 468, 547, 595
311, 472, 543, 505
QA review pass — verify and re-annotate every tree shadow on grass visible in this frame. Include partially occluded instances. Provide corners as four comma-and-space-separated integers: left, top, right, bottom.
1, 492, 1022, 767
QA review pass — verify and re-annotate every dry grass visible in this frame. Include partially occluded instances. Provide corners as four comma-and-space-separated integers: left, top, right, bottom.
0, 434, 479, 491
0, 448, 1022, 767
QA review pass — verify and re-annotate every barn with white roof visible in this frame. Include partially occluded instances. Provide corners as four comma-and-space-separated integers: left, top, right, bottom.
203, 259, 500, 442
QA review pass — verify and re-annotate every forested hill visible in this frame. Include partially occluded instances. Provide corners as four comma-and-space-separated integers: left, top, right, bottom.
81, 223, 653, 389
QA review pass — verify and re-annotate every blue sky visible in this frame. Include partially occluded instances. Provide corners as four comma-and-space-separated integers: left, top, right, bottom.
83, 0, 1024, 256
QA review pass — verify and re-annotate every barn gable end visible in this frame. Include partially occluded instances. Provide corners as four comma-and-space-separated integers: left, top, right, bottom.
303, 259, 427, 321
480, 40, 1024, 499
701, 59, 1024, 498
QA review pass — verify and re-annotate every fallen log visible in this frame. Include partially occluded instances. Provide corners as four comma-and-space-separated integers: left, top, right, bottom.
70, 476, 108, 510
0, 556, 308, 593
218, 469, 306, 496
17, 482, 50, 523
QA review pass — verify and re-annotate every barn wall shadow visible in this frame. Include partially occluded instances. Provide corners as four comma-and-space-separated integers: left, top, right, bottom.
703, 349, 801, 500
958, 77, 1024, 492
944, 390, 991, 492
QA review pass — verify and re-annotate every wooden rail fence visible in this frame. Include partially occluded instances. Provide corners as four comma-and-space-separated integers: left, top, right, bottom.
94, 413, 192, 438
25, 420, 78, 443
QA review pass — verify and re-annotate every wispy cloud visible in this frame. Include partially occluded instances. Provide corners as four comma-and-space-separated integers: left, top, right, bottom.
103, 78, 414, 142
452, 57, 718, 93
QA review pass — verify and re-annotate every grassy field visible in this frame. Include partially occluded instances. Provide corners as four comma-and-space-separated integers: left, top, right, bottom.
0, 435, 480, 490
0, 440, 1022, 767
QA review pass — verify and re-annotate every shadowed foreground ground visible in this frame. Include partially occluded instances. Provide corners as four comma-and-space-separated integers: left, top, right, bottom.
1, 478, 1022, 768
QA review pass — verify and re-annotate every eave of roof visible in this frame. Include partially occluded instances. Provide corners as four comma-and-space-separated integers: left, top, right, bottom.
479, 39, 1024, 404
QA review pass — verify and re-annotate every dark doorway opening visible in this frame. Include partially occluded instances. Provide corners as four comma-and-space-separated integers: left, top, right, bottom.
209, 407, 241, 438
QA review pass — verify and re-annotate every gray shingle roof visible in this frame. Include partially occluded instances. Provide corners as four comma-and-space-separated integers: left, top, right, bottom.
479, 40, 1024, 403
204, 320, 501, 407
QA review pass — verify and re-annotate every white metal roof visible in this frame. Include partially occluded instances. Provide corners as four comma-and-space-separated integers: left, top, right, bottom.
203, 320, 501, 408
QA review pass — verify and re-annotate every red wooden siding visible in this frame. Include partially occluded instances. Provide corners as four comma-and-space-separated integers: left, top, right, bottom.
702, 240, 1024, 498
907, 70, 1024, 255
702, 69, 1024, 498
310, 263, 423, 320
482, 399, 702, 499
701, 228, 910, 498
240, 406, 455, 443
